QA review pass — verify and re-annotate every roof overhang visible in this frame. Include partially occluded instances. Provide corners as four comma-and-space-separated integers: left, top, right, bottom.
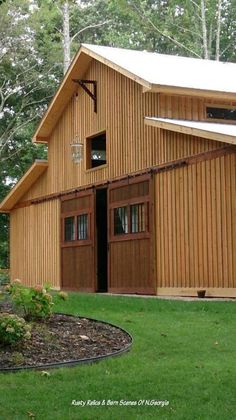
144, 117, 236, 145
144, 84, 236, 101
33, 49, 93, 143
0, 160, 48, 213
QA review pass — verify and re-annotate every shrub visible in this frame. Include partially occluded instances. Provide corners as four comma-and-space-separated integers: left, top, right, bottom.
58, 291, 68, 301
11, 351, 25, 365
0, 272, 10, 286
6, 280, 54, 321
0, 313, 31, 346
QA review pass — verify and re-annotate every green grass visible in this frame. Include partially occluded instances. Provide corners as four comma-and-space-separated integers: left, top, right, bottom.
0, 294, 236, 420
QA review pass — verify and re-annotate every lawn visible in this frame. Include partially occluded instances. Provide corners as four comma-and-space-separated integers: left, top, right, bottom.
0, 293, 235, 420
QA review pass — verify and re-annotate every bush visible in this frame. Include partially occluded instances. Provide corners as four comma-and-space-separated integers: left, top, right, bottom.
58, 291, 68, 301
6, 280, 54, 321
0, 313, 31, 346
0, 272, 10, 286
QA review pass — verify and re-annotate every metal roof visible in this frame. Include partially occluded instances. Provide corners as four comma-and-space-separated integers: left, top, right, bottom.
144, 117, 236, 145
83, 44, 236, 94
33, 44, 236, 142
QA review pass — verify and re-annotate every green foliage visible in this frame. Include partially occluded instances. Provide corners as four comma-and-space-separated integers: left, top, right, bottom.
0, 312, 31, 346
10, 351, 25, 366
6, 280, 54, 321
0, 271, 9, 286
57, 291, 68, 301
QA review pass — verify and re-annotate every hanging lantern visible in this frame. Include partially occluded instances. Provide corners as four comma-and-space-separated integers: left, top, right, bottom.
70, 139, 83, 164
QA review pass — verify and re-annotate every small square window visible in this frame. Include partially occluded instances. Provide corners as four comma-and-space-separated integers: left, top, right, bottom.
86, 132, 106, 169
64, 216, 75, 241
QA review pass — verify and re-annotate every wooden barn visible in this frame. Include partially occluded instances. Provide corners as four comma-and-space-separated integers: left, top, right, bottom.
0, 44, 236, 297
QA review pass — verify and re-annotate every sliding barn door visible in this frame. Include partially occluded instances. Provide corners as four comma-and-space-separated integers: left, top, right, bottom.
108, 175, 155, 295
61, 189, 95, 291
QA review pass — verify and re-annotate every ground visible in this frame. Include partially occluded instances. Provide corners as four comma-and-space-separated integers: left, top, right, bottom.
0, 301, 131, 370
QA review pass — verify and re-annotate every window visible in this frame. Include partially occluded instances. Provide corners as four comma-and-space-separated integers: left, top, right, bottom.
64, 217, 75, 241
64, 213, 89, 243
131, 203, 145, 233
114, 207, 128, 235
86, 132, 106, 169
113, 202, 147, 236
77, 214, 88, 240
206, 105, 236, 122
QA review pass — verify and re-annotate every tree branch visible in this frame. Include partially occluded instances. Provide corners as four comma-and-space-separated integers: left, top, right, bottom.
70, 20, 111, 42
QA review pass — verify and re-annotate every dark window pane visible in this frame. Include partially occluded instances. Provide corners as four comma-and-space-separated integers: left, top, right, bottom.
65, 217, 75, 241
114, 207, 128, 235
77, 214, 88, 240
88, 133, 106, 169
131, 203, 145, 233
206, 107, 236, 121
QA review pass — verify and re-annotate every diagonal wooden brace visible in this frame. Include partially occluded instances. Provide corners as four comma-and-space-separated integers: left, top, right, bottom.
73, 79, 97, 113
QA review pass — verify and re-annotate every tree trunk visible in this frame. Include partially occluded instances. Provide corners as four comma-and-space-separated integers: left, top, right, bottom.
62, 0, 71, 74
201, 0, 209, 59
215, 0, 222, 61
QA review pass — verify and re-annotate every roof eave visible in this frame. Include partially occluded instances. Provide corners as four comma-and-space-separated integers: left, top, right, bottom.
144, 117, 236, 145
0, 160, 48, 212
33, 47, 93, 143
148, 84, 236, 100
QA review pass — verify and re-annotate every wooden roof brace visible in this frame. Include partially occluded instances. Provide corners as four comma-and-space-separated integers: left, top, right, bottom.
73, 79, 97, 113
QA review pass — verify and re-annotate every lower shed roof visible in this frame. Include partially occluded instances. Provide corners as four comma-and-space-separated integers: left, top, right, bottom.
144, 117, 236, 145
0, 160, 48, 213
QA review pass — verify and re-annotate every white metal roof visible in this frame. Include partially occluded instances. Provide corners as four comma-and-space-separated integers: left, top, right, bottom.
83, 44, 236, 94
144, 117, 236, 145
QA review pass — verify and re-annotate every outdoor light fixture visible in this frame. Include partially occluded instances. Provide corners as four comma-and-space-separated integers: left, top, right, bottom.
70, 138, 83, 164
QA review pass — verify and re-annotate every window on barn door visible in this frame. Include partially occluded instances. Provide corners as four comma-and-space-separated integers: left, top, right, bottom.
114, 206, 128, 235
86, 132, 106, 169
63, 213, 90, 243
77, 214, 88, 240
113, 202, 147, 236
131, 203, 145, 233
64, 217, 75, 241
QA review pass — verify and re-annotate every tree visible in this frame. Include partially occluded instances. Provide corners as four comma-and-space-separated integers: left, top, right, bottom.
0, 0, 58, 267
113, 0, 236, 61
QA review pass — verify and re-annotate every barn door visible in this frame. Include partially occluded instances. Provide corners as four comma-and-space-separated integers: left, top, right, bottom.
61, 189, 95, 291
108, 175, 156, 295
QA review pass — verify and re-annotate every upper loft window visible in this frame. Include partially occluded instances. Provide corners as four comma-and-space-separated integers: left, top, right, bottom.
206, 105, 236, 122
86, 132, 106, 169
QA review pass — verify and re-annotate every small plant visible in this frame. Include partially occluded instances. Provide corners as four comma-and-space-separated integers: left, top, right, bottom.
0, 313, 31, 346
58, 291, 68, 301
11, 351, 25, 366
6, 280, 54, 321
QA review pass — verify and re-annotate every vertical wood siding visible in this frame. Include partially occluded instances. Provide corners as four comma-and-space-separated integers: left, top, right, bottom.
10, 200, 60, 288
155, 152, 236, 291
21, 61, 226, 202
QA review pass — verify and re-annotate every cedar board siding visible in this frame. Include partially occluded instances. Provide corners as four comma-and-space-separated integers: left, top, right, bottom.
10, 200, 60, 288
9, 58, 236, 295
155, 152, 236, 296
21, 60, 224, 203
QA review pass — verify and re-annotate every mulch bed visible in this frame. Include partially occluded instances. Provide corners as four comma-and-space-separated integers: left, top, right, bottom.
0, 301, 132, 370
